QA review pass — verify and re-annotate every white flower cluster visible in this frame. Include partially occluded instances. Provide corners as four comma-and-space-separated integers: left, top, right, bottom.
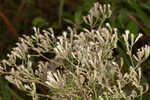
0, 2, 149, 100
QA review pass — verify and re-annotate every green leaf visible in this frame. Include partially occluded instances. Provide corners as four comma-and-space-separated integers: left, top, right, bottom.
126, 20, 139, 35
140, 3, 150, 10
117, 12, 129, 29
124, 0, 150, 27
63, 18, 74, 25
32, 17, 49, 28
74, 11, 82, 24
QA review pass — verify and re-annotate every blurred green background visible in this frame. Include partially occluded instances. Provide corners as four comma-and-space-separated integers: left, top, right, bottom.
0, 0, 150, 99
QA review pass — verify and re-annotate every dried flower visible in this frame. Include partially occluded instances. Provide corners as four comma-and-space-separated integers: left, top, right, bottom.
0, 2, 149, 100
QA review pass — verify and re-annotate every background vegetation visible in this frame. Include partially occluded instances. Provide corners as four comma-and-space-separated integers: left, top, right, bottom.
0, 0, 150, 99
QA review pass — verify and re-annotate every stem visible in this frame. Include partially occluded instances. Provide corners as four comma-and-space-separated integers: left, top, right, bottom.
127, 45, 135, 67
0, 11, 19, 38
58, 0, 65, 28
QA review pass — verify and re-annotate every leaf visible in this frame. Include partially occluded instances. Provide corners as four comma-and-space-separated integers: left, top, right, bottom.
63, 18, 74, 25
74, 11, 82, 24
117, 12, 129, 29
126, 20, 139, 35
140, 3, 150, 10
32, 17, 49, 28
124, 0, 150, 27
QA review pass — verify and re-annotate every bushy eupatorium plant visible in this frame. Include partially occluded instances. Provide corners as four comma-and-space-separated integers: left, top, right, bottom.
0, 2, 149, 100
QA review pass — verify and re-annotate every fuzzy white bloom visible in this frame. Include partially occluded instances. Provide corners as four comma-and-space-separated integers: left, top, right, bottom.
123, 30, 130, 42
125, 30, 130, 34
135, 33, 143, 43
134, 45, 150, 62
112, 61, 118, 66
45, 70, 66, 88
0, 2, 149, 100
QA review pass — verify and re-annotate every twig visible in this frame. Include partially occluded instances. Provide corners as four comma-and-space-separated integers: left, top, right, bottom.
0, 11, 19, 38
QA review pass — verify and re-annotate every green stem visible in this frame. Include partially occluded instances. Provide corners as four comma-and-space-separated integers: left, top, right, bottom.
58, 0, 65, 28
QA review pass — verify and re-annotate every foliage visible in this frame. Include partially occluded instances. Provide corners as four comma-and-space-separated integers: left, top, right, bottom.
0, 3, 150, 100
